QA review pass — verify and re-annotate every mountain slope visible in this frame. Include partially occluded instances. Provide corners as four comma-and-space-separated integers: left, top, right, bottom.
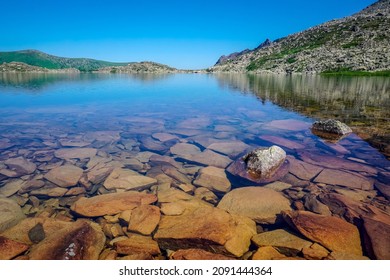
0, 50, 129, 72
212, 0, 390, 74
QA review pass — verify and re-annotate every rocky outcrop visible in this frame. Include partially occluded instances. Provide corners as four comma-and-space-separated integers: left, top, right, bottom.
212, 0, 390, 73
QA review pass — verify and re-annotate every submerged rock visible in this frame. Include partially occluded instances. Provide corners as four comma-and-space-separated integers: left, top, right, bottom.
0, 198, 25, 233
170, 249, 235, 260
0, 236, 29, 260
283, 210, 362, 256
4, 157, 37, 176
70, 192, 157, 217
218, 187, 292, 224
44, 165, 83, 188
103, 168, 157, 191
154, 199, 256, 257
193, 166, 231, 193
311, 119, 352, 142
27, 220, 105, 260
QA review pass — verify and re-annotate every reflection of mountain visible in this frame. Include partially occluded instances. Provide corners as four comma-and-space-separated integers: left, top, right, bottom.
215, 73, 390, 157
0, 73, 172, 91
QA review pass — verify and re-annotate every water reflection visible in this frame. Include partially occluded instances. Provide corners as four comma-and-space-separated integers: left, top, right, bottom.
215, 73, 390, 158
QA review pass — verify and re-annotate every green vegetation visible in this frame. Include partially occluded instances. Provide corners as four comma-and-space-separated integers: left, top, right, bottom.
0, 50, 128, 72
342, 38, 363, 49
321, 70, 390, 77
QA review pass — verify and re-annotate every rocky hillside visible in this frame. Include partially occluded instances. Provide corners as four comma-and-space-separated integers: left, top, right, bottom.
96, 62, 178, 74
212, 0, 390, 74
0, 50, 130, 72
0, 62, 79, 73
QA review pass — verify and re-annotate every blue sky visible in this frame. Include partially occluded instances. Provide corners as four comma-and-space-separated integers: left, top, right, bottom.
1, 0, 377, 69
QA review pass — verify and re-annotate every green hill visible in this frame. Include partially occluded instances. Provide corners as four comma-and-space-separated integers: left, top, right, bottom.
0, 50, 128, 72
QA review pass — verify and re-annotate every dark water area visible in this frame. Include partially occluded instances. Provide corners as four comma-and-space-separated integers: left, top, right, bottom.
0, 73, 389, 260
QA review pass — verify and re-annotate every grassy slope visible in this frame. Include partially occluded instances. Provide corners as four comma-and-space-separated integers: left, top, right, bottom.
0, 50, 128, 71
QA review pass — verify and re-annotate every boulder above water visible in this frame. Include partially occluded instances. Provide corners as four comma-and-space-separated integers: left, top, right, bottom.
227, 146, 289, 184
311, 119, 352, 142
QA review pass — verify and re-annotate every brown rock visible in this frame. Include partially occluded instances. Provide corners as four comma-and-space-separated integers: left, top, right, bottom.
54, 148, 97, 159
114, 234, 160, 256
44, 165, 83, 188
0, 198, 25, 233
161, 165, 191, 184
0, 236, 29, 260
128, 205, 161, 235
59, 140, 91, 147
103, 168, 157, 191
375, 181, 390, 200
189, 149, 232, 168
0, 179, 25, 197
287, 156, 323, 181
71, 192, 157, 217
314, 169, 374, 190
171, 249, 235, 260
207, 141, 250, 157
170, 143, 201, 157
4, 157, 36, 176
194, 187, 218, 204
218, 187, 292, 224
28, 220, 105, 260
252, 229, 312, 255
193, 166, 231, 193
302, 243, 330, 260
29, 186, 68, 197
154, 200, 256, 257
149, 155, 182, 169
362, 216, 390, 260
283, 211, 362, 256
252, 246, 288, 260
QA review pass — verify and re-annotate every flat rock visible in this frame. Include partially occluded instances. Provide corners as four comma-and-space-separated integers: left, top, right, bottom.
44, 165, 83, 188
299, 151, 377, 175
170, 143, 201, 157
71, 191, 157, 217
114, 234, 160, 256
0, 198, 25, 233
303, 195, 332, 216
29, 186, 68, 197
207, 141, 250, 157
4, 157, 36, 176
259, 135, 305, 150
171, 249, 234, 260
27, 220, 105, 260
0, 236, 29, 260
265, 119, 310, 131
252, 246, 288, 260
252, 229, 312, 255
149, 155, 182, 169
152, 133, 178, 142
54, 148, 97, 159
189, 149, 232, 168
193, 166, 231, 193
139, 136, 167, 153
362, 216, 390, 260
283, 211, 362, 256
104, 168, 157, 191
314, 169, 374, 190
263, 181, 292, 191
375, 181, 390, 200
287, 156, 323, 181
161, 165, 191, 184
0, 179, 25, 197
194, 187, 218, 204
218, 187, 292, 224
154, 200, 256, 257
128, 205, 161, 235
59, 140, 91, 147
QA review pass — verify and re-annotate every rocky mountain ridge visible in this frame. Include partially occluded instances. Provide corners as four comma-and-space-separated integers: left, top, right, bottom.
212, 0, 390, 74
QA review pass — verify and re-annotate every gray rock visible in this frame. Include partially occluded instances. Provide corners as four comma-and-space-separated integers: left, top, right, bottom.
311, 119, 352, 141
243, 146, 286, 179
